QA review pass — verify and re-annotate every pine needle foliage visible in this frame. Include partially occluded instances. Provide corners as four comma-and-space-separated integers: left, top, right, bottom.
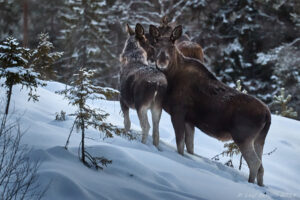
222, 142, 241, 158
273, 88, 298, 119
59, 0, 116, 84
0, 37, 46, 116
235, 79, 248, 94
30, 33, 63, 80
56, 67, 128, 169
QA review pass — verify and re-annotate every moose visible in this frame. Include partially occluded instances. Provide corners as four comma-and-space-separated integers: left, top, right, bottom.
146, 24, 271, 186
119, 23, 167, 147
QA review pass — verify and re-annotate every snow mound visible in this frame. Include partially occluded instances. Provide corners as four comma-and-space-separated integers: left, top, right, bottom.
1, 81, 300, 200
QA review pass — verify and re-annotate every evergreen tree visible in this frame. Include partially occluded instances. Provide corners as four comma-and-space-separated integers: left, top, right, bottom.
57, 67, 122, 168
174, 0, 299, 103
30, 33, 63, 80
28, 0, 65, 47
59, 0, 115, 85
273, 88, 298, 119
0, 0, 22, 39
256, 38, 300, 117
0, 37, 45, 116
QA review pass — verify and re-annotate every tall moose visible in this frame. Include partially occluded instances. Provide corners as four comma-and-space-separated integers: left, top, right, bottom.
148, 25, 271, 186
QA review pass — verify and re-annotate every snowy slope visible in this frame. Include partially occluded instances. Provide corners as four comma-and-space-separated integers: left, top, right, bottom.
1, 81, 300, 200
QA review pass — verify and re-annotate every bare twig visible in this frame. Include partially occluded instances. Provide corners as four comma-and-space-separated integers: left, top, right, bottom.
263, 148, 277, 156
0, 116, 46, 199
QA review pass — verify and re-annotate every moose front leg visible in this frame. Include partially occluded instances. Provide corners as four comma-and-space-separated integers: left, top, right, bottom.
137, 107, 150, 144
171, 112, 186, 155
151, 105, 162, 147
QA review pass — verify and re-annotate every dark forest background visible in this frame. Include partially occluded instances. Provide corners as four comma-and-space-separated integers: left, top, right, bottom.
1, 0, 299, 119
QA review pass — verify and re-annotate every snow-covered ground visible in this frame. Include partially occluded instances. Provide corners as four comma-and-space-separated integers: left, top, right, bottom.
1, 81, 300, 200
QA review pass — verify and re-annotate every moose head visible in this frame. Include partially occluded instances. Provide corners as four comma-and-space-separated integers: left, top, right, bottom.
120, 23, 149, 65
125, 23, 157, 63
149, 24, 183, 71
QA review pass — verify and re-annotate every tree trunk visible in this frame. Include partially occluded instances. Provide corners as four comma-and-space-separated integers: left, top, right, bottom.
81, 117, 85, 164
1, 84, 13, 135
5, 84, 13, 115
23, 0, 28, 47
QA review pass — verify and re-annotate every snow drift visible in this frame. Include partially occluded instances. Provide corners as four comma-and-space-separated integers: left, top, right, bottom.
1, 81, 300, 200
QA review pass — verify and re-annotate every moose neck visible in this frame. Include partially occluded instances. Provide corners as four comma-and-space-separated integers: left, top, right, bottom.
164, 45, 184, 78
175, 34, 190, 44
164, 44, 218, 82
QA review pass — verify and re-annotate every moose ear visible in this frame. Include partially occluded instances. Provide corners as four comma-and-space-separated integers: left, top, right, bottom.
170, 25, 182, 42
135, 23, 144, 38
149, 25, 160, 39
126, 24, 135, 36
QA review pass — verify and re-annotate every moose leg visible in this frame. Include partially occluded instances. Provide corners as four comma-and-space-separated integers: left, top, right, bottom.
237, 140, 261, 184
137, 107, 150, 144
171, 112, 186, 155
151, 105, 162, 147
120, 100, 131, 132
254, 140, 264, 186
185, 122, 195, 154
255, 118, 270, 187
254, 129, 268, 186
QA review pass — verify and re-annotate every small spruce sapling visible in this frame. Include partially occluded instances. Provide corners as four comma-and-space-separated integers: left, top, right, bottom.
30, 33, 63, 80
273, 88, 298, 119
236, 79, 248, 94
0, 37, 46, 131
55, 110, 66, 121
0, 36, 61, 129
212, 142, 242, 169
56, 67, 122, 169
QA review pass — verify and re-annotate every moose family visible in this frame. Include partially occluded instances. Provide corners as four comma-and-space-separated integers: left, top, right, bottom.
119, 17, 271, 187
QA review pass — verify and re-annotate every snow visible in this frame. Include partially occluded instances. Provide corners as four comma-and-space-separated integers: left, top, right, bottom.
224, 38, 243, 54
256, 52, 277, 65
1, 80, 300, 200
87, 47, 100, 54
0, 44, 10, 49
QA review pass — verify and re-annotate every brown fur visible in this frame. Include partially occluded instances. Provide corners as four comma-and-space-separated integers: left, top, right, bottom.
120, 24, 167, 146
149, 25, 271, 186
155, 17, 205, 63
176, 40, 204, 63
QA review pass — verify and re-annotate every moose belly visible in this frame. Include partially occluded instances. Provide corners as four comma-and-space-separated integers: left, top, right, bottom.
194, 121, 232, 141
187, 107, 233, 141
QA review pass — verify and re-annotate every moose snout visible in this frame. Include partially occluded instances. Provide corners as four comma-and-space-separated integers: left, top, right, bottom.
156, 51, 170, 70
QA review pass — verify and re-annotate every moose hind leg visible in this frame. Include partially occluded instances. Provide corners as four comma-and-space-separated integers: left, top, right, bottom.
185, 122, 195, 154
237, 140, 261, 184
254, 120, 270, 186
254, 141, 264, 186
151, 105, 162, 147
137, 107, 150, 144
120, 100, 131, 132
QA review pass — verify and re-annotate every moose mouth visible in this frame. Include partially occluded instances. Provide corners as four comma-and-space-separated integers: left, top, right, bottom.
155, 61, 169, 71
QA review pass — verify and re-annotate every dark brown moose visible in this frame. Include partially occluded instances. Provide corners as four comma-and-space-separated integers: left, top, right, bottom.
148, 25, 271, 186
119, 23, 167, 147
